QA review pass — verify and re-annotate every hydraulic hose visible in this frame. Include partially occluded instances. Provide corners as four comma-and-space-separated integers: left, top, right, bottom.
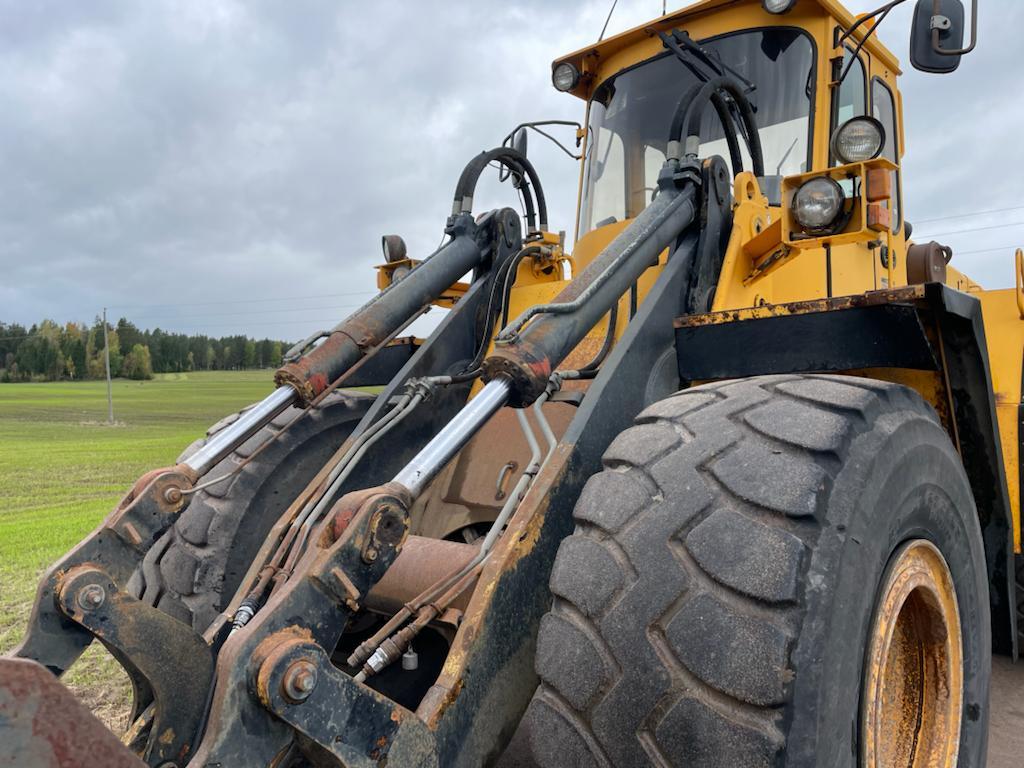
349, 383, 560, 677
709, 91, 745, 177
461, 243, 544, 377
664, 82, 744, 179
668, 75, 764, 178
577, 301, 618, 376
452, 147, 548, 232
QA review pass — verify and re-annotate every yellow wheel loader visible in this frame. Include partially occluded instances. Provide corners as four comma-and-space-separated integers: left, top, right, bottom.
3, 1, 1019, 766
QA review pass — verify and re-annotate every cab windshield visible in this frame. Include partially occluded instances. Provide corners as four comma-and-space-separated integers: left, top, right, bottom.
580, 28, 815, 235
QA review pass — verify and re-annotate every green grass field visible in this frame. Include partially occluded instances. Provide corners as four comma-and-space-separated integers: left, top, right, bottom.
0, 370, 276, 727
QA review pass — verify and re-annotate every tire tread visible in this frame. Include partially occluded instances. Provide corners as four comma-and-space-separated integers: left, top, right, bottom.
129, 390, 372, 631
529, 374, 941, 767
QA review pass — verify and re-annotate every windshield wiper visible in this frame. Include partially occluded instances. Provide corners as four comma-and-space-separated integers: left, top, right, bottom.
776, 137, 799, 176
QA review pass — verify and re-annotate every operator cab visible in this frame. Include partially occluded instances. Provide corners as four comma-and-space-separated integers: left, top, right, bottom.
580, 26, 815, 234
553, 0, 976, 303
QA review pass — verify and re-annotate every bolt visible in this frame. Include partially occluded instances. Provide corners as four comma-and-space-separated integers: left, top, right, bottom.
163, 486, 183, 504
77, 584, 106, 612
282, 659, 318, 703
363, 546, 378, 563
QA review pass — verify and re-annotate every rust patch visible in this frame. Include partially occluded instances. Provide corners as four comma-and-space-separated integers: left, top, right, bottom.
331, 506, 358, 540
0, 658, 145, 768
676, 286, 927, 328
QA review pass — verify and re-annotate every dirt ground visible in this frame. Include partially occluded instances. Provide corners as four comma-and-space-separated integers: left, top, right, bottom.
989, 655, 1024, 767
497, 656, 1024, 767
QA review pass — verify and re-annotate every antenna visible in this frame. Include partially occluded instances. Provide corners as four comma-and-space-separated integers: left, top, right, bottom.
599, 0, 618, 42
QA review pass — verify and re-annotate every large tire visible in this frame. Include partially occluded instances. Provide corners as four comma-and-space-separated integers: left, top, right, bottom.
526, 374, 990, 767
128, 390, 373, 632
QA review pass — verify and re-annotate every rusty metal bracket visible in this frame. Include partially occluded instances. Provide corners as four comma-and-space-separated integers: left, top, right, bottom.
55, 565, 214, 768
188, 484, 412, 766
9, 467, 195, 677
254, 635, 437, 768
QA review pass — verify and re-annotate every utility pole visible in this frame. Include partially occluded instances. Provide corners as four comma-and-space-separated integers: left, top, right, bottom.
102, 307, 113, 424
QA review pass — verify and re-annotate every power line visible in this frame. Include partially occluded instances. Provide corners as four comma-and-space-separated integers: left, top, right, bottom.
128, 302, 364, 323
107, 289, 376, 312
150, 317, 359, 330
951, 244, 1021, 257
912, 204, 1024, 226
915, 220, 1024, 240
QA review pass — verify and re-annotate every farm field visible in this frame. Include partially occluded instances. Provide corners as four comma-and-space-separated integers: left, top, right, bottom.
0, 370, 276, 727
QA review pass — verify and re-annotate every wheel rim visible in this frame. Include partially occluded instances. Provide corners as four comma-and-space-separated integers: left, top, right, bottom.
862, 539, 963, 767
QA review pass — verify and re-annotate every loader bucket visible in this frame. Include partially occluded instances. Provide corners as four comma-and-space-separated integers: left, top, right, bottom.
0, 658, 143, 768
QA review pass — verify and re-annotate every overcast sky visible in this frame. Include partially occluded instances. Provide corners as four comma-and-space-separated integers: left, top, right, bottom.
2, 0, 1021, 340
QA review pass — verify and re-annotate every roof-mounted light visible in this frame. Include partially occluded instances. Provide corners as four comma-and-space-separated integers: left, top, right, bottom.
763, 0, 797, 13
552, 62, 580, 92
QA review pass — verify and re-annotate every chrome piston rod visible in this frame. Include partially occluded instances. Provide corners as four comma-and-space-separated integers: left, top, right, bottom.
392, 378, 511, 497
182, 386, 296, 477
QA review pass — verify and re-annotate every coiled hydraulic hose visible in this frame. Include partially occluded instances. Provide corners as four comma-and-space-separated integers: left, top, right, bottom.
452, 147, 548, 232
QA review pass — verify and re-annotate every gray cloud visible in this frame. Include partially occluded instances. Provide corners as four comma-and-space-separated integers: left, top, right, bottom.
1, 0, 1021, 339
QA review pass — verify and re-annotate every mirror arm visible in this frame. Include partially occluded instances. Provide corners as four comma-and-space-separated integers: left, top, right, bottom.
500, 121, 583, 161
835, 2, 904, 86
931, 0, 978, 56
837, 0, 909, 48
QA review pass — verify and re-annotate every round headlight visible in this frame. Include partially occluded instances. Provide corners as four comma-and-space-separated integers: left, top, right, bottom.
762, 0, 796, 13
831, 116, 885, 164
552, 62, 580, 92
793, 177, 845, 232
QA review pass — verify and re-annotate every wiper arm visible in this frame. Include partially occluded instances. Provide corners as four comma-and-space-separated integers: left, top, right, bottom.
776, 137, 799, 176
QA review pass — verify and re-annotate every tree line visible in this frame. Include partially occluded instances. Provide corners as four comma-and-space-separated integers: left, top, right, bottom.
0, 318, 290, 382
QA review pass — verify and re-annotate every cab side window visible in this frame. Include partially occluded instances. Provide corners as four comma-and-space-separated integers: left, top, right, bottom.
834, 48, 866, 128
832, 48, 866, 176
871, 78, 901, 232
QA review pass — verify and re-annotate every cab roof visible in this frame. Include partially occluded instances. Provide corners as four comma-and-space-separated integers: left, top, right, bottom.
553, 0, 901, 99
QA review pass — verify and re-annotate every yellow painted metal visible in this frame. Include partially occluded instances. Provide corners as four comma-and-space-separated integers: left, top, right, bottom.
978, 286, 1024, 552
1016, 248, 1024, 319
946, 266, 983, 294
554, 0, 900, 103
781, 158, 899, 249
561, 1, 912, 292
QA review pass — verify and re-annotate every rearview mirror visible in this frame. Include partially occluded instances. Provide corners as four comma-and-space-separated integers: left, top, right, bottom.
910, 0, 973, 74
513, 127, 528, 158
